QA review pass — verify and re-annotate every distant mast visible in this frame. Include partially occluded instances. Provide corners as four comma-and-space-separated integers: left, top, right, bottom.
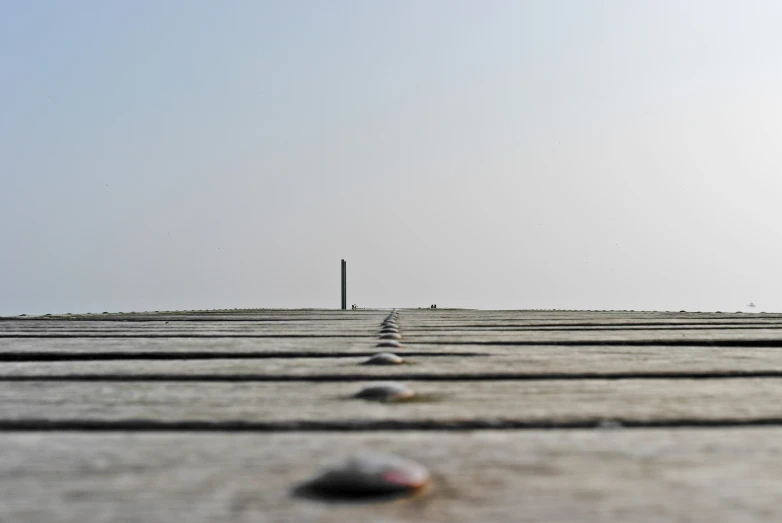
341, 259, 347, 310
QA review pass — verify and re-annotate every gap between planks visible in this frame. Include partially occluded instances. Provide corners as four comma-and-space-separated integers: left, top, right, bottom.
4, 371, 782, 381
6, 418, 782, 431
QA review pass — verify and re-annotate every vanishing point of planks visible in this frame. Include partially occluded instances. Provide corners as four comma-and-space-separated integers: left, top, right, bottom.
3, 308, 782, 521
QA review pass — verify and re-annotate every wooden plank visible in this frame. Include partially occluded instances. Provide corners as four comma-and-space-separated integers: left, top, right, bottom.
5, 317, 782, 345
386, 311, 782, 329
4, 346, 782, 376
4, 326, 782, 338
403, 329, 782, 345
3, 310, 781, 325
5, 328, 782, 346
4, 310, 778, 328
2, 379, 782, 426
0, 337, 396, 356
3, 335, 782, 360
0, 320, 384, 336
3, 428, 782, 522
4, 310, 781, 335
0, 310, 387, 323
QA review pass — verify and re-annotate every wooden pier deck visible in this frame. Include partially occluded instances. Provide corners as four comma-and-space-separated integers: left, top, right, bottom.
3, 308, 782, 521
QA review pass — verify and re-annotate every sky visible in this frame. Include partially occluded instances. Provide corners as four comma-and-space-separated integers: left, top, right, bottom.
2, 0, 782, 315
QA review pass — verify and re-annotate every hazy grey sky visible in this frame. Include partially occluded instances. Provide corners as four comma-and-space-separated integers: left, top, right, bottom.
2, 0, 781, 315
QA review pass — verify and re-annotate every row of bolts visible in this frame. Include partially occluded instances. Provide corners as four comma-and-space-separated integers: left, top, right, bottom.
305, 309, 627, 496
300, 310, 430, 496
354, 309, 416, 400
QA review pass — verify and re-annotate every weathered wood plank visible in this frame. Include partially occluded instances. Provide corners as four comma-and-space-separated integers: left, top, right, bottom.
0, 321, 381, 336
0, 337, 392, 355
4, 310, 781, 336
404, 330, 782, 345
4, 346, 782, 376
4, 309, 776, 319
3, 310, 781, 324
5, 318, 782, 346
3, 429, 782, 522
4, 327, 782, 340
4, 335, 782, 362
5, 329, 782, 348
2, 379, 782, 425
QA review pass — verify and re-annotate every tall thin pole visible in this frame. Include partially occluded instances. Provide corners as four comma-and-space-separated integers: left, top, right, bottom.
341, 259, 347, 310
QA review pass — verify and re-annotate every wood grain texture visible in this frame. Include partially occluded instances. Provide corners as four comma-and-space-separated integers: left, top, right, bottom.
4, 346, 782, 377
0, 337, 390, 355
4, 308, 782, 522
4, 429, 782, 522
2, 379, 782, 426
5, 310, 782, 348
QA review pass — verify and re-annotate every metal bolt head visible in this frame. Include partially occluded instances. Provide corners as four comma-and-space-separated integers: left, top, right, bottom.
304, 451, 429, 494
354, 381, 415, 401
363, 352, 404, 365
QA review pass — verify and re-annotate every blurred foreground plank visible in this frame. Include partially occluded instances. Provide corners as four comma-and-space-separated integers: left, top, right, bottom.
3, 429, 782, 523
